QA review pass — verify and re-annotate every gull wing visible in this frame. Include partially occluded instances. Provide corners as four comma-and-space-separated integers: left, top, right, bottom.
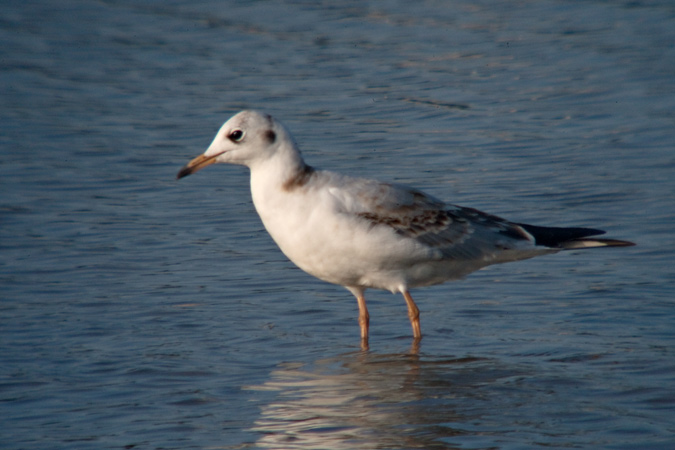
326, 175, 533, 259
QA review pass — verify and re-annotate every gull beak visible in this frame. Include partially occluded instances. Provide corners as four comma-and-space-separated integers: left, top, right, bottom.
177, 153, 220, 179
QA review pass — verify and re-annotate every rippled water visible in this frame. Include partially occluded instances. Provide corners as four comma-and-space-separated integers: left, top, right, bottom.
2, 1, 674, 449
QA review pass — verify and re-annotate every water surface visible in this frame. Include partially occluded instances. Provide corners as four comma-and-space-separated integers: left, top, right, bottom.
1, 1, 674, 448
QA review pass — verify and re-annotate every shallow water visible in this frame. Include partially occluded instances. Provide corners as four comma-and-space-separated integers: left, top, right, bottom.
1, 1, 674, 449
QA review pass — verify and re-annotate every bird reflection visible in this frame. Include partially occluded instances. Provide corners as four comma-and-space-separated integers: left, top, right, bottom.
245, 351, 515, 449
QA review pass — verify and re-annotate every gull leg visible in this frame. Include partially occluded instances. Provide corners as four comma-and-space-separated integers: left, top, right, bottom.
402, 290, 422, 340
348, 287, 370, 350
356, 291, 370, 350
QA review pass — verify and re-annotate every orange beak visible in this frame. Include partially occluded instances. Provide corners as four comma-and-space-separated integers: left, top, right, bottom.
176, 153, 222, 179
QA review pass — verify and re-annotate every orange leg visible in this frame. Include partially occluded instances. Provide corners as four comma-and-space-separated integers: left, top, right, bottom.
402, 290, 422, 339
354, 290, 370, 349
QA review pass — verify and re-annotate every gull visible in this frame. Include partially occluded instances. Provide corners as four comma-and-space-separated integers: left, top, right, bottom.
177, 110, 634, 347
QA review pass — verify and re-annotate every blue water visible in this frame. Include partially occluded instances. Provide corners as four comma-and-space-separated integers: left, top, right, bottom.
2, 1, 674, 448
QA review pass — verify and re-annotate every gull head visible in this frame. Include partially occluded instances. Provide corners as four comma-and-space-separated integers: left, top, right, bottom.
177, 110, 292, 179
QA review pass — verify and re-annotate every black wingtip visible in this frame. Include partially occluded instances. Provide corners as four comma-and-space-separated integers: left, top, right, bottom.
516, 223, 634, 249
516, 223, 604, 247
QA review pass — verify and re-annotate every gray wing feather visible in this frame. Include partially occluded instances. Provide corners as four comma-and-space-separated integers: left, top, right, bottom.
333, 177, 532, 258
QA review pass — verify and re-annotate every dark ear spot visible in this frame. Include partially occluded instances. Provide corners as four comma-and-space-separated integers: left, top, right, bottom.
264, 130, 276, 144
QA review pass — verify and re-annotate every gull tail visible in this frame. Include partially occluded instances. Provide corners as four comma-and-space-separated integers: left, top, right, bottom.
516, 223, 635, 250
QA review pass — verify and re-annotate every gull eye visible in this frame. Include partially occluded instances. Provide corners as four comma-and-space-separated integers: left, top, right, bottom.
228, 129, 244, 142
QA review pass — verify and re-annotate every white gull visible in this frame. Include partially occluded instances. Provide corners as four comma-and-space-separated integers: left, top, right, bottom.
177, 110, 634, 347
